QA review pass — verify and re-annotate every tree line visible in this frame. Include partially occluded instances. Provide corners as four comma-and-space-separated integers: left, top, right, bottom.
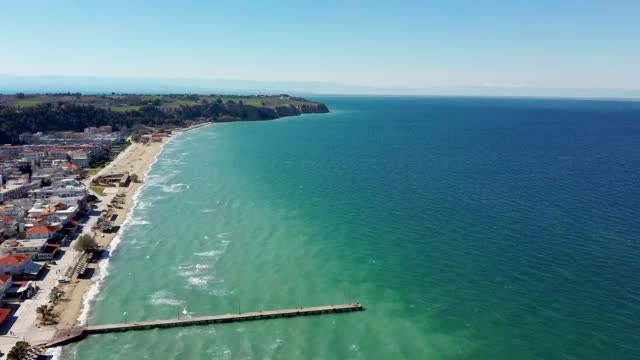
0, 101, 280, 144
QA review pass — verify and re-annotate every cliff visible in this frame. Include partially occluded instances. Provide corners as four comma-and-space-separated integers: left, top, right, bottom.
216, 102, 329, 122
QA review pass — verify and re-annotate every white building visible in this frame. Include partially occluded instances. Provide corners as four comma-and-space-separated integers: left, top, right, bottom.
0, 239, 47, 256
0, 180, 37, 203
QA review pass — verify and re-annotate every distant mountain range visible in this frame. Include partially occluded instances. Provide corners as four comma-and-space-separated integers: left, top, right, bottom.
1, 74, 638, 99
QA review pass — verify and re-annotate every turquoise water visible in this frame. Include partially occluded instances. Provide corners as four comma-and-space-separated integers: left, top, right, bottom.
62, 97, 640, 359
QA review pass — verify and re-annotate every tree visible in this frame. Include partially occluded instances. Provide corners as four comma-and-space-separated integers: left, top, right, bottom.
130, 173, 139, 183
74, 234, 98, 251
49, 287, 65, 304
18, 163, 32, 177
36, 304, 58, 324
7, 341, 30, 360
15, 93, 25, 99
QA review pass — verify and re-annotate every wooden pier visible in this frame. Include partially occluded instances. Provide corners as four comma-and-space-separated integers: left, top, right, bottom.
46, 303, 364, 348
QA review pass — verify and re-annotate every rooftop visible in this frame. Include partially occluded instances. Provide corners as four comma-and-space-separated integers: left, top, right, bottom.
26, 225, 56, 235
0, 254, 31, 265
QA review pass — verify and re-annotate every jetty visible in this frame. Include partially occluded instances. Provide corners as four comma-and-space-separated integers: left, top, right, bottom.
47, 303, 364, 348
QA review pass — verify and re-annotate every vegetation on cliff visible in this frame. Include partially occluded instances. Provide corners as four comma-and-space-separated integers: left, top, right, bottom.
0, 94, 329, 144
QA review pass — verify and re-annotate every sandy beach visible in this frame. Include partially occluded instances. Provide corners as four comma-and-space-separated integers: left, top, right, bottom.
53, 123, 211, 329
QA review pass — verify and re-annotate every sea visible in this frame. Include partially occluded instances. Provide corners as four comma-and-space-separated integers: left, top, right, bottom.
57, 96, 640, 359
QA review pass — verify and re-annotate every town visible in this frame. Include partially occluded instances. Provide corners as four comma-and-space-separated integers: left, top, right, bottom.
0, 125, 171, 358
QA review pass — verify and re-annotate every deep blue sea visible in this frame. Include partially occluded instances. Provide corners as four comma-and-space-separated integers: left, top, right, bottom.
62, 96, 640, 359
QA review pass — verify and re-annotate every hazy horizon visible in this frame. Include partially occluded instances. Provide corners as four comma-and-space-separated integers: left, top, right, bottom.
1, 1, 639, 99
1, 74, 639, 100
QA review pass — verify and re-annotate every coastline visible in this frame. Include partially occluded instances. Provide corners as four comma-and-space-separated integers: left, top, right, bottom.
53, 122, 212, 332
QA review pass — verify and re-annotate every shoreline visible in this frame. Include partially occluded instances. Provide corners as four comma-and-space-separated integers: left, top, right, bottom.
52, 122, 212, 338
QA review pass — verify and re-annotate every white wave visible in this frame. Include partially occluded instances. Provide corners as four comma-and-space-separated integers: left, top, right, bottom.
216, 232, 229, 238
194, 250, 223, 257
128, 219, 151, 226
136, 200, 151, 210
187, 276, 211, 287
177, 263, 211, 277
145, 170, 181, 187
46, 346, 62, 359
209, 288, 234, 297
270, 338, 284, 350
161, 183, 189, 193
149, 290, 184, 306
202, 209, 215, 213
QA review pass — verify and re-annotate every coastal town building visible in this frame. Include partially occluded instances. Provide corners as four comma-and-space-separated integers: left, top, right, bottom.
1, 216, 19, 237
0, 180, 38, 203
25, 225, 57, 240
70, 150, 91, 167
0, 254, 43, 279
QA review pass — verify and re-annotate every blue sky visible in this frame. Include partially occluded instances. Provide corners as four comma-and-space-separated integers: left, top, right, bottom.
1, 0, 639, 96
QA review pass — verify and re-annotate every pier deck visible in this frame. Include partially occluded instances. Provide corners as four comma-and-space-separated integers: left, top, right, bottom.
47, 303, 364, 348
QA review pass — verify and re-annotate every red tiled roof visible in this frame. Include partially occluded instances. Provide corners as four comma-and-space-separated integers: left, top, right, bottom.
0, 308, 10, 326
0, 254, 31, 265
26, 225, 54, 235
2, 216, 15, 222
0, 275, 11, 284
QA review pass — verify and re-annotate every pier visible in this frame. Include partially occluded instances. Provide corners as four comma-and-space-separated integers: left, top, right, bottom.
46, 303, 364, 348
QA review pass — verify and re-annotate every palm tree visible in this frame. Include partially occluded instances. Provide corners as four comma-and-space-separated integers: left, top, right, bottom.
36, 304, 56, 324
7, 341, 30, 360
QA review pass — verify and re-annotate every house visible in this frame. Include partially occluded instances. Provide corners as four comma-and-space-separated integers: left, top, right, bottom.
63, 163, 80, 173
84, 127, 98, 135
0, 180, 37, 203
47, 149, 69, 160
0, 239, 46, 255
0, 239, 57, 261
0, 254, 43, 279
70, 151, 91, 167
25, 225, 57, 240
1, 216, 18, 237
20, 150, 40, 162
151, 133, 169, 142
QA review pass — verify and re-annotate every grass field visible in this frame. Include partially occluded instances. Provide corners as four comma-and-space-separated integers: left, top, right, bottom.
15, 100, 43, 107
109, 105, 141, 112
162, 99, 201, 109
89, 185, 107, 196
86, 168, 102, 176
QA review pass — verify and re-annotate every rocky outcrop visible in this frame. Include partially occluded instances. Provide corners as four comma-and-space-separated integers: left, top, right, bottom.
273, 103, 330, 117
214, 102, 329, 122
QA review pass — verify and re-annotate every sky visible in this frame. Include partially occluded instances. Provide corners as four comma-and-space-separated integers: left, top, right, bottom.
1, 0, 639, 96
